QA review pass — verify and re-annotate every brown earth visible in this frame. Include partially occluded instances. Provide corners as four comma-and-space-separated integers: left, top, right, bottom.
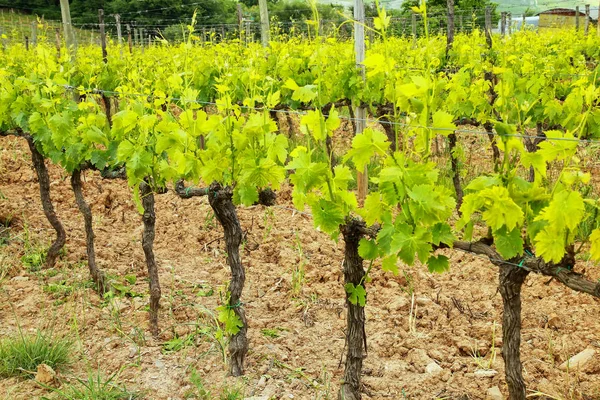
0, 135, 599, 400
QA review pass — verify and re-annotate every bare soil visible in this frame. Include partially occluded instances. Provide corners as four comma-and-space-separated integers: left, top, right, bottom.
1, 135, 599, 400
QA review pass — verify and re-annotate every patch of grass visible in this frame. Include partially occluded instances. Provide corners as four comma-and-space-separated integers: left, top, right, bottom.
42, 370, 139, 400
0, 331, 71, 378
43, 280, 76, 299
220, 384, 244, 400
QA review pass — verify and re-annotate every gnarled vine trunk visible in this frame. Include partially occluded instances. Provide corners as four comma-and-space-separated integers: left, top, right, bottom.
499, 265, 529, 400
71, 169, 108, 295
140, 181, 161, 336
26, 136, 66, 268
339, 218, 367, 400
448, 133, 463, 212
208, 182, 248, 376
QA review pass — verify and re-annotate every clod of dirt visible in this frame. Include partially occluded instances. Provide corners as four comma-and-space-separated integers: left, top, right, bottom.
35, 364, 56, 385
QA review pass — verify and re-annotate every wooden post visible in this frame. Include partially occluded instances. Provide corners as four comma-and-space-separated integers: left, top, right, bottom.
99, 9, 107, 63
237, 3, 244, 42
485, 6, 492, 48
447, 0, 455, 57
25, 36, 29, 50
127, 24, 133, 54
459, 14, 463, 32
55, 28, 61, 58
501, 12, 506, 36
522, 14, 526, 31
576, 6, 580, 31
258, 0, 270, 47
31, 21, 37, 47
585, 4, 590, 35
354, 0, 368, 202
507, 12, 512, 35
246, 20, 252, 44
59, 0, 76, 57
115, 14, 122, 46
367, 18, 374, 46
412, 12, 417, 45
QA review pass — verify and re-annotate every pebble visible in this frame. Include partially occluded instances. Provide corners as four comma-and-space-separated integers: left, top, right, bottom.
486, 386, 504, 400
425, 362, 443, 376
474, 369, 498, 378
559, 348, 596, 371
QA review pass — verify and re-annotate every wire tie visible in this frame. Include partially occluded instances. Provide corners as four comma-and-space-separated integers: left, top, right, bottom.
226, 301, 243, 309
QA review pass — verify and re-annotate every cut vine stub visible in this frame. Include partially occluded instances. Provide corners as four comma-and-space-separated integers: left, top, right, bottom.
256, 188, 277, 207
26, 136, 66, 269
339, 218, 368, 400
208, 182, 248, 376
140, 181, 161, 337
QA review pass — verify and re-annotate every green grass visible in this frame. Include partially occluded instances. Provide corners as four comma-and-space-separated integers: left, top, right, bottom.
0, 331, 71, 378
42, 370, 139, 400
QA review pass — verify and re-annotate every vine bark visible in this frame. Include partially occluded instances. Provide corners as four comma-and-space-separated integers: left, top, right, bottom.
140, 181, 161, 336
339, 218, 367, 400
208, 182, 248, 376
26, 136, 66, 268
71, 169, 108, 294
499, 265, 529, 400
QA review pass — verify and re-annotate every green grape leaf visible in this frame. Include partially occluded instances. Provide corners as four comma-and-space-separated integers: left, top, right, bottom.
359, 193, 389, 226
431, 111, 456, 137
521, 152, 547, 179
390, 224, 432, 265
344, 128, 390, 172
431, 223, 455, 247
464, 175, 503, 192
535, 190, 584, 233
358, 238, 378, 260
427, 255, 450, 274
310, 198, 345, 237
493, 226, 524, 259
236, 185, 259, 206
589, 229, 600, 261
217, 306, 244, 335
534, 226, 565, 263
381, 255, 399, 275
537, 130, 578, 162
344, 283, 366, 307
333, 165, 353, 191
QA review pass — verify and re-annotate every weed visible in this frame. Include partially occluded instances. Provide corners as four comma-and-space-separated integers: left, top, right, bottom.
261, 328, 281, 338
291, 231, 306, 297
470, 322, 497, 370
262, 207, 276, 242
42, 370, 138, 400
21, 247, 46, 272
220, 384, 244, 400
162, 333, 196, 354
0, 331, 71, 378
184, 368, 212, 399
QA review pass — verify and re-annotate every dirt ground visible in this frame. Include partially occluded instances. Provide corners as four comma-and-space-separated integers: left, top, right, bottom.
1, 134, 599, 400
